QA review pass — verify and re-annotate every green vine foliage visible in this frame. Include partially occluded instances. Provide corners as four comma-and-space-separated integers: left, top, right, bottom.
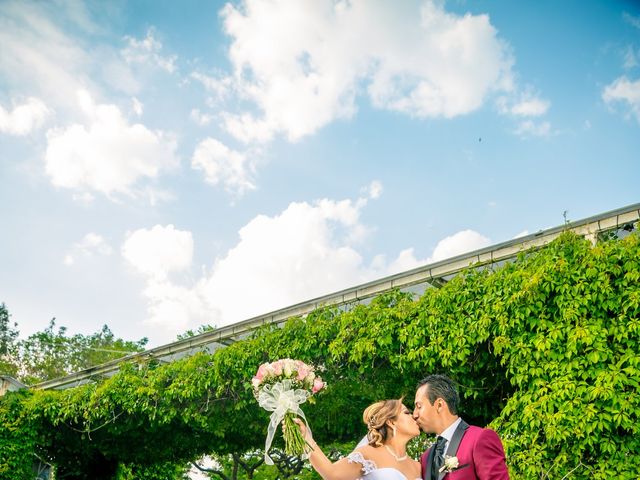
0, 390, 37, 479
1, 231, 638, 479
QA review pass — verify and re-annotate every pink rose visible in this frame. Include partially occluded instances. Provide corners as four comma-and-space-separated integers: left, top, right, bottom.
297, 366, 310, 381
298, 360, 311, 370
252, 377, 261, 388
273, 360, 283, 375
312, 378, 324, 394
256, 363, 269, 380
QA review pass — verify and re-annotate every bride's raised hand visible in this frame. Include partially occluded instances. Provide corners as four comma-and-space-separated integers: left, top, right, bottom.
291, 419, 362, 480
292, 417, 314, 445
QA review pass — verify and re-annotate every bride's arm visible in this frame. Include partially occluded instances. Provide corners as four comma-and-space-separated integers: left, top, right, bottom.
293, 419, 365, 480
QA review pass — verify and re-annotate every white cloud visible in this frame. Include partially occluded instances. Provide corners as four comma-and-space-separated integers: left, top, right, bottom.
141, 281, 207, 332
0, 0, 144, 103
122, 225, 208, 332
218, 0, 514, 143
197, 196, 377, 325
0, 97, 50, 135
190, 72, 233, 100
222, 112, 275, 144
54, 0, 102, 34
495, 85, 552, 139
510, 97, 550, 117
121, 28, 177, 73
64, 232, 113, 265
364, 180, 383, 200
197, 193, 490, 326
497, 89, 550, 117
0, 1, 138, 110
623, 12, 640, 29
131, 97, 143, 116
119, 188, 496, 336
428, 229, 491, 263
623, 45, 639, 69
191, 138, 256, 195
602, 76, 640, 122
386, 248, 424, 275
78, 232, 113, 255
382, 230, 491, 274
122, 225, 193, 280
123, 190, 378, 333
45, 90, 179, 197
190, 109, 214, 126
98, 48, 142, 96
514, 120, 551, 137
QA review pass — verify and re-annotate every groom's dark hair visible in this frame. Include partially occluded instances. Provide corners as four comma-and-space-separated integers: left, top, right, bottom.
417, 374, 460, 415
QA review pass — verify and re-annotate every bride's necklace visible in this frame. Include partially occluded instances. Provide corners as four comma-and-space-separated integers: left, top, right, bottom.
384, 444, 408, 462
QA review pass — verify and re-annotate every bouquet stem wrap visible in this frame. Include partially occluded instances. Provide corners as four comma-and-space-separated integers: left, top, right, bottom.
258, 379, 311, 465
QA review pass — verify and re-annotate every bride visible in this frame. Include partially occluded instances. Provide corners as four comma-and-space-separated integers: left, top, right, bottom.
294, 399, 421, 480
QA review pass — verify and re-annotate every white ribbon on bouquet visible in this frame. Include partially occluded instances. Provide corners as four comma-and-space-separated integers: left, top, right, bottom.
258, 379, 312, 465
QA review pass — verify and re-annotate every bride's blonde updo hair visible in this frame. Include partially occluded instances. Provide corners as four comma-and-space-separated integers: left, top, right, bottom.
362, 399, 403, 447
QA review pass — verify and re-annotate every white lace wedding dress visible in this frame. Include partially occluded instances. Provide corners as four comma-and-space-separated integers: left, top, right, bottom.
347, 452, 421, 480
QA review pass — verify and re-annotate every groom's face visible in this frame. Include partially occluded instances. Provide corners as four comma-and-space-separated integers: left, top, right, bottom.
413, 384, 439, 434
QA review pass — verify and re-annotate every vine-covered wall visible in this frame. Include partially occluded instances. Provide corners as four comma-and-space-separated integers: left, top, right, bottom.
1, 231, 638, 479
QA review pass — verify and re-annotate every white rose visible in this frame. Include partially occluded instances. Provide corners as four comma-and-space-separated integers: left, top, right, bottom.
441, 456, 460, 472
283, 360, 294, 376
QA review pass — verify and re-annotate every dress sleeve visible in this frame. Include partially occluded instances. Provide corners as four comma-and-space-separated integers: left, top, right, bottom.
347, 451, 377, 476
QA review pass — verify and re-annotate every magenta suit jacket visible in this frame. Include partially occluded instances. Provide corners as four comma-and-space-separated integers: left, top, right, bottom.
420, 420, 509, 480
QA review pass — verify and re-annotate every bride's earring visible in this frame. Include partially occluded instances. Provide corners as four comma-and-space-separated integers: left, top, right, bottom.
392, 425, 397, 437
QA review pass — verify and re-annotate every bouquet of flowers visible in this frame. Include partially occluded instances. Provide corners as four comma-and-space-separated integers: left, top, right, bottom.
252, 359, 326, 464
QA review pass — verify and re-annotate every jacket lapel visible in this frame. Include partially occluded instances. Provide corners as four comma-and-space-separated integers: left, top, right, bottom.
446, 419, 469, 457
424, 442, 436, 480
438, 419, 469, 480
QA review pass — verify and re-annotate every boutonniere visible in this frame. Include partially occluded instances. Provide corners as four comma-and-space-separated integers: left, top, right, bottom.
439, 455, 461, 473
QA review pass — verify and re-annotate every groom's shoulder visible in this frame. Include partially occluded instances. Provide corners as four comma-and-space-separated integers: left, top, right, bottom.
463, 424, 483, 439
463, 424, 502, 442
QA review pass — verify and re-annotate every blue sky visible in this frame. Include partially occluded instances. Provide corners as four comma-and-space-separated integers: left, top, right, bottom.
1, 0, 639, 346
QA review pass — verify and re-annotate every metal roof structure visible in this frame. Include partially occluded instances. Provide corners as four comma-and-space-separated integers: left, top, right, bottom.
33, 202, 640, 391
0, 375, 28, 396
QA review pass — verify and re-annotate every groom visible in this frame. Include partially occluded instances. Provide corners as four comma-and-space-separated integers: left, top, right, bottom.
413, 375, 509, 479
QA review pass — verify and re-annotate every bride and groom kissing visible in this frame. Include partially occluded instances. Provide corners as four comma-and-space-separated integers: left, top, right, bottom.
296, 374, 509, 480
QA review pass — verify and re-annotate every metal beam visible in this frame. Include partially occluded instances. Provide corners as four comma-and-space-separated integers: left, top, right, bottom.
33, 202, 640, 391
